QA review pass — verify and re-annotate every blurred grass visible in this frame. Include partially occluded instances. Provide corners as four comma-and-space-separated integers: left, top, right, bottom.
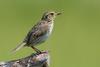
0, 0, 100, 67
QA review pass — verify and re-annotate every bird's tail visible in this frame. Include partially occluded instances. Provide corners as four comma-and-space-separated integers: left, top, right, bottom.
11, 42, 26, 53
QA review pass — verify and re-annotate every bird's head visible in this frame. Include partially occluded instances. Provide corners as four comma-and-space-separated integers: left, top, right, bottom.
41, 11, 61, 21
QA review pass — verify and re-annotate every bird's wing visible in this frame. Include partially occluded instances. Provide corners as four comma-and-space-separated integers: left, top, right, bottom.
24, 21, 49, 44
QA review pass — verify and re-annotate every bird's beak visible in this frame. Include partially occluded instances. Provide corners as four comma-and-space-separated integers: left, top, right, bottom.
56, 12, 61, 15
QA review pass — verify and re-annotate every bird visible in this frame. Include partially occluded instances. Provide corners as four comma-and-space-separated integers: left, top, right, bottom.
12, 11, 61, 53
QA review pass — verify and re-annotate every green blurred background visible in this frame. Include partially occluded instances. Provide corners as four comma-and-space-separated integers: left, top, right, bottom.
0, 0, 100, 67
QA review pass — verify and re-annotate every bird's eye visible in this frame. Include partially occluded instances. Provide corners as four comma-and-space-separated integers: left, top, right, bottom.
50, 13, 54, 15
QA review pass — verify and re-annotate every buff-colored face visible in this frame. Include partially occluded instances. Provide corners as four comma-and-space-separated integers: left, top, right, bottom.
42, 11, 61, 20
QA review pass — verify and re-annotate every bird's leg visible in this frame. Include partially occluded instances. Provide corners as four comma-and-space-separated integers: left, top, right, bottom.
31, 46, 41, 54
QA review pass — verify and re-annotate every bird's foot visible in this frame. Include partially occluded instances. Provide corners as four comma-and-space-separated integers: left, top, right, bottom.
36, 50, 42, 55
31, 46, 42, 54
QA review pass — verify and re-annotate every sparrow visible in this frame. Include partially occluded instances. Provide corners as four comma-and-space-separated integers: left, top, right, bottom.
12, 11, 61, 53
